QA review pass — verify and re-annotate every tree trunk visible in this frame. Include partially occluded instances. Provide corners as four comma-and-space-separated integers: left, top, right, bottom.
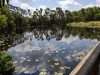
0, 0, 2, 8
2, 0, 5, 6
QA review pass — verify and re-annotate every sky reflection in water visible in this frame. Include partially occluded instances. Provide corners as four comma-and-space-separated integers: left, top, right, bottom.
7, 31, 98, 75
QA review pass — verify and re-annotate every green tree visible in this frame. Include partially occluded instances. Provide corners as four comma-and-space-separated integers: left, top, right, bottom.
95, 13, 100, 20
65, 10, 73, 23
79, 8, 86, 22
0, 14, 7, 28
0, 6, 10, 17
72, 11, 80, 22
7, 14, 16, 34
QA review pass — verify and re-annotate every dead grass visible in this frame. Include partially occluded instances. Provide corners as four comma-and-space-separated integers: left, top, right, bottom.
68, 21, 100, 28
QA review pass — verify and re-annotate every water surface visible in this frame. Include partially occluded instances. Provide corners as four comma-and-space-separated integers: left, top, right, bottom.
0, 27, 99, 75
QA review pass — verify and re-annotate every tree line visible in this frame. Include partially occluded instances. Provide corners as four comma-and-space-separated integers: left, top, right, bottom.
0, 1, 100, 34
29, 6, 100, 25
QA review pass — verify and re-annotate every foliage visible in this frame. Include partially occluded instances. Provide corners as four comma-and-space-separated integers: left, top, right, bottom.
71, 7, 100, 22
0, 4, 100, 34
0, 0, 9, 7
7, 14, 16, 34
29, 7, 66, 26
29, 6, 100, 26
0, 51, 15, 74
0, 14, 7, 29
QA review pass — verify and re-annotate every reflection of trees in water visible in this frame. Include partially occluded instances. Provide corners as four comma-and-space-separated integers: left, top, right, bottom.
66, 27, 100, 40
0, 26, 99, 51
0, 26, 99, 74
29, 26, 100, 41
0, 34, 23, 51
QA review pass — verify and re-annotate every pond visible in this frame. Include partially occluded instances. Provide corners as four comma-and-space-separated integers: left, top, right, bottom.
0, 26, 100, 75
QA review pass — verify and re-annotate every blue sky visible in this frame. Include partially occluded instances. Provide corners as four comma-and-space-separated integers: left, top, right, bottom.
10, 0, 100, 11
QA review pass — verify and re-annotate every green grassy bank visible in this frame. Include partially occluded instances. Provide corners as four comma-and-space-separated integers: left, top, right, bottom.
67, 21, 100, 28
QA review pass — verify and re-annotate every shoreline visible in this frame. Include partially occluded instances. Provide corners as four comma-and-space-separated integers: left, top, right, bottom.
67, 21, 100, 28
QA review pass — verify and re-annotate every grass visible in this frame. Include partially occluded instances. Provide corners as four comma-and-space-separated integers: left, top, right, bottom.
67, 21, 100, 28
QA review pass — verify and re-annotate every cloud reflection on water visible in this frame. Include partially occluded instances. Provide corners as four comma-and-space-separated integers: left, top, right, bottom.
7, 32, 97, 75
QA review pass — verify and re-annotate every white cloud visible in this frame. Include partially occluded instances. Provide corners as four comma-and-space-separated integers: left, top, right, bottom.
10, 0, 36, 11
18, 0, 37, 3
10, 0, 47, 11
61, 35, 79, 44
83, 0, 100, 9
96, 0, 100, 4
83, 3, 100, 8
58, 0, 81, 9
10, 0, 20, 6
21, 3, 36, 11
38, 5, 47, 9
10, 0, 82, 11
52, 8, 56, 10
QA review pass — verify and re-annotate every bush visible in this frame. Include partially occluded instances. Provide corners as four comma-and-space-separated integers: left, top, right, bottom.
0, 51, 15, 74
